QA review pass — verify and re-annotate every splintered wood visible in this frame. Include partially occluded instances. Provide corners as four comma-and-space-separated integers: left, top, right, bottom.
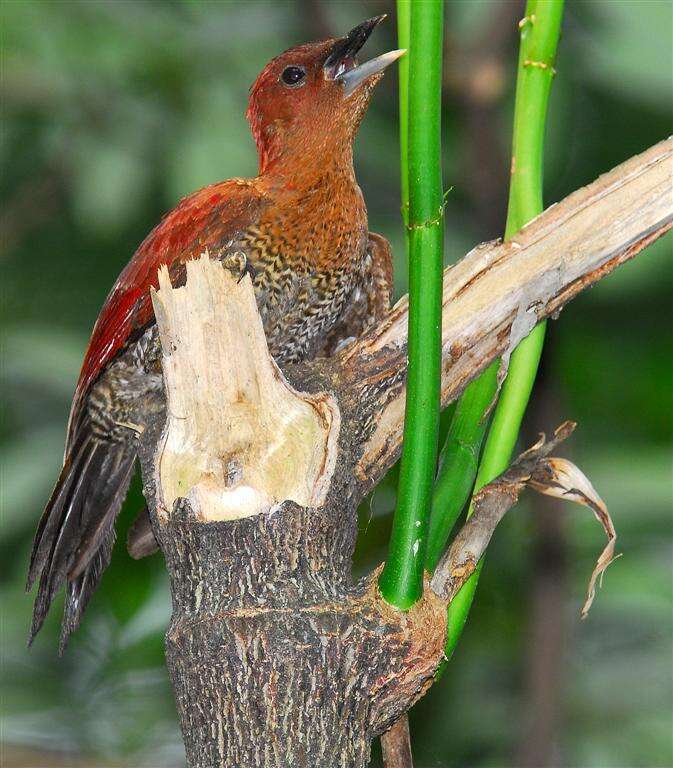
150, 254, 339, 522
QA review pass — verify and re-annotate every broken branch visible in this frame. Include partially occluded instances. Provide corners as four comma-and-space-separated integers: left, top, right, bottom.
347, 138, 673, 492
150, 254, 340, 523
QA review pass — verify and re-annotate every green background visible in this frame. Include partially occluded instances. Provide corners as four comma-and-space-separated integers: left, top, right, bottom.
1, 1, 671, 766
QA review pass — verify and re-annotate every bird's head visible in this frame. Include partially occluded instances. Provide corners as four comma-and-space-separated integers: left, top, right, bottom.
247, 16, 404, 176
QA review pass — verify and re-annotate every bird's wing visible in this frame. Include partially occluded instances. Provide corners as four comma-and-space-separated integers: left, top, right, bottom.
318, 230, 393, 356
67, 179, 265, 445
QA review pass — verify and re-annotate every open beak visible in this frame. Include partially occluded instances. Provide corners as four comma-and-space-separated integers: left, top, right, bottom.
324, 15, 406, 97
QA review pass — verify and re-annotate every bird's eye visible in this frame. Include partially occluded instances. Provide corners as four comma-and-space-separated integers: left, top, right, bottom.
281, 65, 307, 88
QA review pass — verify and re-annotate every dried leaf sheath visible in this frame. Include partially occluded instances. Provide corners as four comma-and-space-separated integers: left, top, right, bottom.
528, 455, 617, 616
430, 422, 618, 618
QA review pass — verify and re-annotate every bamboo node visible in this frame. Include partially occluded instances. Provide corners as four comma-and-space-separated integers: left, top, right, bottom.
405, 206, 443, 231
404, 189, 453, 232
523, 59, 557, 76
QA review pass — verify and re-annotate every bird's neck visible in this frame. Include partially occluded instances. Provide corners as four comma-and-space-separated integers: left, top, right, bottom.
258, 133, 357, 191
254, 141, 367, 272
260, 145, 363, 224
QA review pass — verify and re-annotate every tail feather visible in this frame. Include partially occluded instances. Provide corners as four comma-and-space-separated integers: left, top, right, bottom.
60, 524, 116, 654
26, 432, 91, 592
26, 442, 98, 636
27, 413, 135, 649
69, 447, 135, 580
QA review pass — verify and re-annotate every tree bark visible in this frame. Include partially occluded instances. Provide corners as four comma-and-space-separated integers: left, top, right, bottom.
133, 139, 672, 767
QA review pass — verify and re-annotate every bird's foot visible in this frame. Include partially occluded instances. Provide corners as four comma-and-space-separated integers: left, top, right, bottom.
221, 250, 257, 284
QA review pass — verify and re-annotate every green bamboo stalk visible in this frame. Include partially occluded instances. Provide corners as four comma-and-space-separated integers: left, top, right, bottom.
427, 1, 565, 573
443, 0, 565, 659
425, 362, 498, 571
379, 0, 445, 609
397, 0, 411, 226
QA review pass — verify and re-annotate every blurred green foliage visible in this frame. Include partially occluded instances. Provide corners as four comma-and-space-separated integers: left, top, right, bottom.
1, 1, 671, 766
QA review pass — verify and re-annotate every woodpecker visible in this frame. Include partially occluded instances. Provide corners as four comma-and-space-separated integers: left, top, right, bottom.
27, 17, 403, 650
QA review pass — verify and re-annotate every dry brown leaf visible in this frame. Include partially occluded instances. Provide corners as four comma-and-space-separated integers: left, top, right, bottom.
430, 421, 619, 617
529, 456, 618, 617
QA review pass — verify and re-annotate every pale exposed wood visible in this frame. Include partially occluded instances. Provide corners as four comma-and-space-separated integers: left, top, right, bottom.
351, 138, 673, 488
150, 254, 340, 523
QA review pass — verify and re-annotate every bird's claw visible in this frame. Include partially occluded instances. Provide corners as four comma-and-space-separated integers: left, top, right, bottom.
221, 251, 257, 284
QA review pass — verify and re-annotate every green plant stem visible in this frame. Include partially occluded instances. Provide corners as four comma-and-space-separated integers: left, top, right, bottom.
425, 362, 498, 571
379, 0, 444, 610
397, 0, 411, 225
438, 0, 565, 657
